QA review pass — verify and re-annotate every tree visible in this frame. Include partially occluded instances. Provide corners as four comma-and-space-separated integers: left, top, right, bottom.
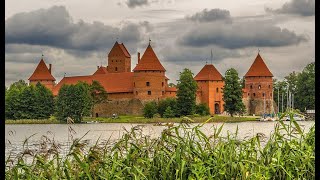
295, 62, 315, 112
222, 68, 246, 117
176, 68, 198, 116
168, 83, 176, 87
34, 83, 55, 119
55, 82, 93, 123
195, 103, 210, 116
89, 80, 107, 115
157, 98, 177, 117
163, 106, 175, 118
143, 101, 158, 118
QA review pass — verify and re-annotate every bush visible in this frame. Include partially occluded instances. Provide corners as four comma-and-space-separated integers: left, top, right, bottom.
143, 101, 158, 118
157, 98, 177, 117
195, 103, 210, 116
163, 106, 175, 118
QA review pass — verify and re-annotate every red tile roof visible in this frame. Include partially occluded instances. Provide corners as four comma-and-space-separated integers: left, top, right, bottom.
245, 53, 273, 77
165, 87, 177, 92
93, 66, 108, 75
133, 44, 166, 71
119, 43, 131, 58
52, 72, 134, 96
194, 64, 223, 81
108, 41, 131, 58
28, 59, 56, 81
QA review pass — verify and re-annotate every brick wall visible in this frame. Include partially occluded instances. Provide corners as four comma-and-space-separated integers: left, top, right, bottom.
30, 80, 55, 91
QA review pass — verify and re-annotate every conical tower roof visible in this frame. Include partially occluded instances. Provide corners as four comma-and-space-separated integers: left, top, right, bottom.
28, 58, 55, 81
93, 66, 108, 75
194, 64, 223, 81
133, 44, 166, 71
108, 41, 131, 58
245, 53, 273, 77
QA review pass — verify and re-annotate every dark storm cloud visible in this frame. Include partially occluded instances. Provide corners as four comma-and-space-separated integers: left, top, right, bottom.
125, 0, 149, 8
5, 6, 142, 51
266, 0, 315, 16
178, 21, 307, 49
186, 8, 232, 22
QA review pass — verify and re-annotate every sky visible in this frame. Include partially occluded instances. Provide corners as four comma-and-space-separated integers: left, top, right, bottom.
5, 0, 315, 86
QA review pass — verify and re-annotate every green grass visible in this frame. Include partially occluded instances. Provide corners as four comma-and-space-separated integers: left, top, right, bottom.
85, 115, 258, 123
6, 115, 258, 124
5, 110, 314, 179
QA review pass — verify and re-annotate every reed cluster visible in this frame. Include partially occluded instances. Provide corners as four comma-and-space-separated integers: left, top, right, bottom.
5, 117, 314, 179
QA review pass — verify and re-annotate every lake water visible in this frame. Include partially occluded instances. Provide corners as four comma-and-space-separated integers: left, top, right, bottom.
5, 121, 314, 161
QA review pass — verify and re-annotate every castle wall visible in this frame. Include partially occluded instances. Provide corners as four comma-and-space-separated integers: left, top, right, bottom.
30, 80, 55, 91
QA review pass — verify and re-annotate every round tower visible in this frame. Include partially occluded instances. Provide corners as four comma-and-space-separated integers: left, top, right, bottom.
132, 43, 166, 103
243, 53, 274, 115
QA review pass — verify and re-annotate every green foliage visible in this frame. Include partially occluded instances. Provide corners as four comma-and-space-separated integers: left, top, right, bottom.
5, 118, 314, 179
295, 62, 315, 112
176, 68, 198, 116
222, 68, 246, 117
90, 80, 107, 105
195, 103, 210, 116
143, 101, 158, 118
5, 80, 54, 119
168, 83, 176, 87
163, 106, 175, 118
157, 98, 177, 117
55, 82, 93, 123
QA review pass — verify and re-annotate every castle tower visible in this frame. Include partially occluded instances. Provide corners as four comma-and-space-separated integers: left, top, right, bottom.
243, 53, 274, 115
132, 43, 166, 102
107, 41, 131, 73
195, 64, 224, 114
28, 57, 56, 90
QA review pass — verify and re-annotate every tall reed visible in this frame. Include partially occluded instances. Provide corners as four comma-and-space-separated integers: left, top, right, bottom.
5, 111, 314, 179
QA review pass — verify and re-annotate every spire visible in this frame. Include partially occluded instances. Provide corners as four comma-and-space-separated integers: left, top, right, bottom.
41, 53, 44, 60
28, 58, 56, 81
244, 52, 273, 77
149, 38, 151, 46
210, 49, 213, 64
194, 64, 223, 81
132, 43, 166, 72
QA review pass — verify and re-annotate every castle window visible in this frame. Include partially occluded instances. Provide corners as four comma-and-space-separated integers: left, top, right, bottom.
162, 91, 164, 95
258, 85, 261, 89
248, 93, 250, 96
216, 88, 219, 93
146, 82, 150, 86
115, 67, 118, 71
162, 82, 164, 87
263, 93, 265, 97
269, 85, 271, 88
250, 85, 253, 89
116, 60, 118, 62
112, 60, 113, 62
253, 93, 256, 97
148, 91, 151, 95
136, 91, 138, 95
134, 82, 135, 87
270, 93, 272, 97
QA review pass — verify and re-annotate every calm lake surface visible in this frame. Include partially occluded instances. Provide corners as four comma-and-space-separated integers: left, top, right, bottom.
5, 121, 314, 160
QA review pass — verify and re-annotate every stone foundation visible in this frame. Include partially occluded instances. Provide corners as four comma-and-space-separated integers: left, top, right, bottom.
242, 98, 277, 115
93, 98, 144, 117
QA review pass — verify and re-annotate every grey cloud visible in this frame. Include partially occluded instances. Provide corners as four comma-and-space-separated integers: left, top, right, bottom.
5, 6, 143, 52
126, 0, 149, 8
186, 8, 232, 22
266, 0, 314, 16
178, 21, 307, 49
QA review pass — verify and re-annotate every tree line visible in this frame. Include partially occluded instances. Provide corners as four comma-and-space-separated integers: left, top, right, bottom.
5, 80, 107, 123
273, 62, 314, 112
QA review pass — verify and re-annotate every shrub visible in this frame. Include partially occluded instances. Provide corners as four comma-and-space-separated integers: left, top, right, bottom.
195, 103, 210, 116
143, 101, 158, 118
157, 98, 177, 117
163, 106, 175, 118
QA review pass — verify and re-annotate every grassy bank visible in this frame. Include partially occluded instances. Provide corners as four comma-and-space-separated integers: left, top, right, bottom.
5, 115, 258, 124
5, 117, 314, 179
84, 115, 258, 123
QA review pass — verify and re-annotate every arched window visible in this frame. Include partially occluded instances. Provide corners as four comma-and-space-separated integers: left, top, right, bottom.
250, 85, 253, 89
162, 82, 164, 87
269, 85, 271, 88
146, 82, 150, 86
216, 88, 219, 93
148, 91, 151, 95
258, 85, 261, 89
115, 67, 118, 71
136, 91, 138, 95
248, 93, 250, 96
263, 93, 265, 97
134, 82, 135, 87
253, 93, 256, 97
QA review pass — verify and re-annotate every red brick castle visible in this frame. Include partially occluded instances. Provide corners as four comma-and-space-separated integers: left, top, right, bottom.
28, 42, 275, 116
